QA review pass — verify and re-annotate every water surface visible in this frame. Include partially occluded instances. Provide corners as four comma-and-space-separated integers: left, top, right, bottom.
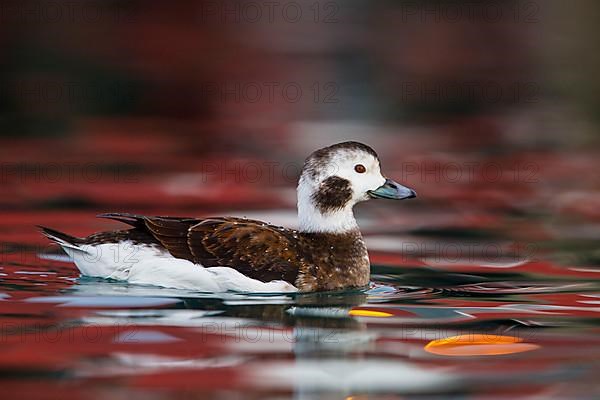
2, 138, 600, 399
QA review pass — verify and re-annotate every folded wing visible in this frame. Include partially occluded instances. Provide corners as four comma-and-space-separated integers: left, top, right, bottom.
98, 213, 302, 283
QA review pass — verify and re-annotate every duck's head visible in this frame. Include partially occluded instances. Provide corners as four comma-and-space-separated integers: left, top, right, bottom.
297, 141, 416, 233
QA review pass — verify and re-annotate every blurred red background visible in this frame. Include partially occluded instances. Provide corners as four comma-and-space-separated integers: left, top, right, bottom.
1, 0, 599, 249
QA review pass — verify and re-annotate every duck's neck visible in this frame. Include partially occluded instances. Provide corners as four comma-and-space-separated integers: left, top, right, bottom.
297, 182, 358, 234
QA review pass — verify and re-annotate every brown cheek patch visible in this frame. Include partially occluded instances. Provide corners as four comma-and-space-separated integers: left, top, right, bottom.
311, 176, 352, 214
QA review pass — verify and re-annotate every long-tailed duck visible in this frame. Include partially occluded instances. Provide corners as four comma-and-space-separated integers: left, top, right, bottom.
40, 141, 416, 293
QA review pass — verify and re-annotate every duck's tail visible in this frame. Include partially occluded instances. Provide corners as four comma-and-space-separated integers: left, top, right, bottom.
38, 226, 112, 277
37, 226, 85, 252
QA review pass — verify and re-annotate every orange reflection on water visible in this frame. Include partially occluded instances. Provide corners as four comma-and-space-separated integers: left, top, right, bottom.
348, 309, 393, 318
425, 334, 540, 356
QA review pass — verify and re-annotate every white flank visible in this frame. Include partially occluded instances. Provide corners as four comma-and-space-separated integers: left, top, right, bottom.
59, 241, 298, 293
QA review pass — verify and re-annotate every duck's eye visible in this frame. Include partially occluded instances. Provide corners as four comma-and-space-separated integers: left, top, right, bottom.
354, 164, 366, 173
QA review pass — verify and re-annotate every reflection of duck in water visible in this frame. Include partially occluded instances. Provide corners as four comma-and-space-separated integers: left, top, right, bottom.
183, 289, 370, 330
40, 142, 416, 293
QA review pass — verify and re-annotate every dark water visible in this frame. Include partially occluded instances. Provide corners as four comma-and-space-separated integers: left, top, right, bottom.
2, 137, 600, 399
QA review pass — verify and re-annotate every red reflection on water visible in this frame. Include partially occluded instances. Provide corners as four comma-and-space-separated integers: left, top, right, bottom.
1, 132, 599, 398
